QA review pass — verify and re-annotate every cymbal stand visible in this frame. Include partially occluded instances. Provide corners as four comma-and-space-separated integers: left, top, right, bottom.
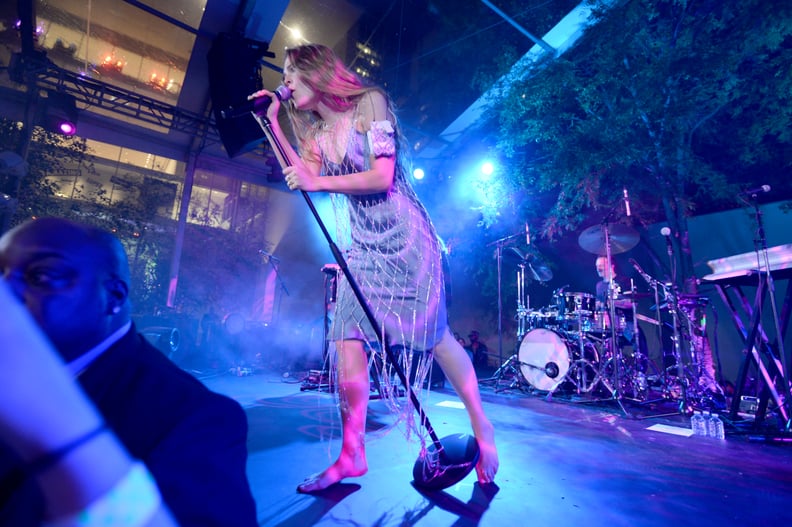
516, 262, 530, 341
483, 273, 531, 394
625, 279, 651, 398
597, 222, 631, 417
629, 259, 673, 407
660, 280, 694, 413
487, 232, 521, 378
676, 300, 704, 392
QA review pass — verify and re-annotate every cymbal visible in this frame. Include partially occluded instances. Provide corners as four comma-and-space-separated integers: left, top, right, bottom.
527, 261, 553, 282
506, 247, 528, 262
507, 247, 553, 282
578, 223, 639, 255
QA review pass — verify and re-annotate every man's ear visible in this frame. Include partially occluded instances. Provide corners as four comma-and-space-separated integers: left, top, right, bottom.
106, 277, 129, 314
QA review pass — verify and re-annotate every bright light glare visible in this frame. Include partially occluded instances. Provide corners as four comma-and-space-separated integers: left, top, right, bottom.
58, 121, 77, 136
481, 161, 494, 176
413, 168, 425, 180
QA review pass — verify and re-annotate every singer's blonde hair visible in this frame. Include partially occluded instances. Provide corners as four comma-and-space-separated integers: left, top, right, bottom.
281, 44, 411, 171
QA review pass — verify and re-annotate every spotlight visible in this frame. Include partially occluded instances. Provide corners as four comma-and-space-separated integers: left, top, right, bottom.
480, 161, 494, 176
44, 91, 78, 136
56, 120, 77, 136
413, 168, 425, 180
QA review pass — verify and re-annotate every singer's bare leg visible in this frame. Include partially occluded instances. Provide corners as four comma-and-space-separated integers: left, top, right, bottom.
297, 339, 369, 493
432, 329, 499, 483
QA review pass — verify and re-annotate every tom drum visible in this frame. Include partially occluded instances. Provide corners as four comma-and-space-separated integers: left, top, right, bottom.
556, 292, 596, 320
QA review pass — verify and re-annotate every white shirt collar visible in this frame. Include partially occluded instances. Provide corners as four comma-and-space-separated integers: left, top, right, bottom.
68, 321, 133, 377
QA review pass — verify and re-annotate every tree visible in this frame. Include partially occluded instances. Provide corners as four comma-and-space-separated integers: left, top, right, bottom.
487, 0, 792, 286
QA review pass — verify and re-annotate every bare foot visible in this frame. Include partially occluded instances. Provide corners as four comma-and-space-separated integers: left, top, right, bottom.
297, 453, 368, 493
473, 420, 498, 484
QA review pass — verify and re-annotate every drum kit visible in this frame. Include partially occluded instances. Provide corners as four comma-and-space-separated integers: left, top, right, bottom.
489, 221, 719, 411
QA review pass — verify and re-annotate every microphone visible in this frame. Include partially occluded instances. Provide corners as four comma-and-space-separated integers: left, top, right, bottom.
623, 188, 631, 217
739, 184, 771, 196
220, 85, 292, 120
629, 258, 654, 285
660, 227, 673, 256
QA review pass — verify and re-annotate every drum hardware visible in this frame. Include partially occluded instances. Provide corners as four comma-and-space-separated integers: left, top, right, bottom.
578, 219, 637, 416
568, 333, 601, 394
490, 232, 528, 378
629, 257, 725, 414
516, 261, 531, 341
595, 338, 662, 402
635, 313, 660, 326
490, 236, 555, 383
481, 353, 533, 394
508, 246, 554, 283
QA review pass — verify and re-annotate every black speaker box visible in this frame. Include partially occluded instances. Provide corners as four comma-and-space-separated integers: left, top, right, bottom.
207, 33, 274, 158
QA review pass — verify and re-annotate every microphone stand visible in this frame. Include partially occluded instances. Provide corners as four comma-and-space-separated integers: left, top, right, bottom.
746, 197, 791, 430
260, 253, 289, 325
253, 112, 479, 489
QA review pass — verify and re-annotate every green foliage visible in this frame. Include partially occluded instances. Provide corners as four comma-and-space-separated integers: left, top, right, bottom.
1, 116, 271, 319
0, 118, 171, 310
487, 0, 792, 243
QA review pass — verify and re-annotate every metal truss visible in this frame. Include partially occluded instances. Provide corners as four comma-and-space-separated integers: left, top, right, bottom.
11, 52, 217, 140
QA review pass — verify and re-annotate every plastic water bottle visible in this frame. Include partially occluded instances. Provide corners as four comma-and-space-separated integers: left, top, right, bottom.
691, 411, 707, 436
707, 412, 726, 440
702, 411, 711, 435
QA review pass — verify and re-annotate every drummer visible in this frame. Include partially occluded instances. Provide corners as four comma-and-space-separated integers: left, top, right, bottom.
593, 256, 644, 350
594, 256, 630, 310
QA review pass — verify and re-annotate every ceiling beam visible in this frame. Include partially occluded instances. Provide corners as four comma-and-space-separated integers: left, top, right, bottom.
416, 1, 613, 163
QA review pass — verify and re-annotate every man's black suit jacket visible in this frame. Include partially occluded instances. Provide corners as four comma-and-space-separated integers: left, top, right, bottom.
0, 326, 258, 526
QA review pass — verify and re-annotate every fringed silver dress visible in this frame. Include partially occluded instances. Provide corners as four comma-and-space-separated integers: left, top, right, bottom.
317, 110, 447, 407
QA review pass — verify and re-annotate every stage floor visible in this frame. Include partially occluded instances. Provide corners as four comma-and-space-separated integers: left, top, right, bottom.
197, 367, 792, 527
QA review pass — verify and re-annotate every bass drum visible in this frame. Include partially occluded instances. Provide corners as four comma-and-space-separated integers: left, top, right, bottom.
518, 328, 600, 393
518, 328, 571, 392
